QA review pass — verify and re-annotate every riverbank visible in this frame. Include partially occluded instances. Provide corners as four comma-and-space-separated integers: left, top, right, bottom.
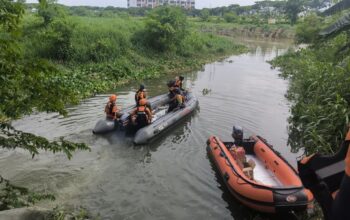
192, 21, 295, 39
21, 14, 247, 101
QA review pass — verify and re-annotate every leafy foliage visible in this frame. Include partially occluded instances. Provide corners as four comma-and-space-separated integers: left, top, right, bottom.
0, 123, 89, 159
223, 12, 238, 23
284, 0, 305, 25
199, 9, 210, 22
296, 14, 324, 43
271, 33, 350, 155
38, 0, 67, 26
143, 6, 188, 52
0, 0, 89, 211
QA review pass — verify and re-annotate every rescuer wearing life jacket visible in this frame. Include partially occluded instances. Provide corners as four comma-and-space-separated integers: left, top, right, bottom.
131, 98, 152, 129
174, 76, 185, 91
105, 94, 121, 120
168, 88, 185, 112
135, 84, 146, 106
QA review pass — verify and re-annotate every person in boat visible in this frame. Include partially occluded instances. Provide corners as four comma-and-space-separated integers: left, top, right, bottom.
232, 125, 244, 146
175, 76, 185, 91
135, 84, 152, 112
230, 126, 256, 180
135, 84, 146, 106
105, 94, 121, 120
131, 98, 153, 129
167, 80, 176, 97
168, 88, 185, 112
230, 146, 256, 180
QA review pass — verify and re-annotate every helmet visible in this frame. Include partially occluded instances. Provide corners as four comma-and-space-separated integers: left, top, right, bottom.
232, 125, 243, 140
109, 94, 117, 102
139, 98, 147, 106
139, 84, 145, 90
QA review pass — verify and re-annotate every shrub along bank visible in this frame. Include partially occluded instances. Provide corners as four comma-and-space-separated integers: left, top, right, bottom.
21, 7, 246, 101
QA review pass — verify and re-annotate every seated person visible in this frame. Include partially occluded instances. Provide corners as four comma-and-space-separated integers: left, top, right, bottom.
135, 84, 146, 106
232, 125, 244, 146
168, 88, 185, 112
230, 146, 256, 180
135, 84, 152, 112
105, 94, 121, 120
167, 80, 176, 98
175, 76, 185, 91
131, 99, 152, 129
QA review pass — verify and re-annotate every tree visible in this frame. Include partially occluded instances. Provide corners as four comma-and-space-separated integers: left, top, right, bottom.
38, 0, 67, 25
295, 14, 324, 43
144, 6, 188, 52
199, 8, 210, 21
284, 0, 305, 25
0, 0, 89, 210
224, 12, 238, 23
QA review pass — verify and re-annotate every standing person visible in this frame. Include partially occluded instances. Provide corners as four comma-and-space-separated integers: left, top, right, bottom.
135, 84, 147, 106
131, 99, 153, 129
105, 94, 121, 120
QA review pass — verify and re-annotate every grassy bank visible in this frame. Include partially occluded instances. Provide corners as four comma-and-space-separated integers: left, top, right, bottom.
270, 13, 350, 155
21, 14, 246, 100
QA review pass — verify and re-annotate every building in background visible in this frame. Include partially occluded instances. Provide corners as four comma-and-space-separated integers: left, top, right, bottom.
127, 0, 195, 9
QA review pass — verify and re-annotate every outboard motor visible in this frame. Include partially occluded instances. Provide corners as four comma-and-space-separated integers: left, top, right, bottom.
232, 125, 243, 146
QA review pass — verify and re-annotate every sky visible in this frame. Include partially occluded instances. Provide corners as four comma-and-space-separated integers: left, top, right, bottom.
26, 0, 261, 9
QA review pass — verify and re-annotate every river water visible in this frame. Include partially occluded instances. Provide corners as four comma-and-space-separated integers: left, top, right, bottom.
4, 39, 297, 219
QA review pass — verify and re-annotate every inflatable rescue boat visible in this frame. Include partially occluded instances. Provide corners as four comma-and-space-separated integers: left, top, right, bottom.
207, 135, 314, 213
93, 92, 198, 145
133, 92, 198, 144
92, 93, 170, 134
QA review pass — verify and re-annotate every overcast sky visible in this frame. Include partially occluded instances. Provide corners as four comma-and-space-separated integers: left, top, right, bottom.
26, 0, 261, 9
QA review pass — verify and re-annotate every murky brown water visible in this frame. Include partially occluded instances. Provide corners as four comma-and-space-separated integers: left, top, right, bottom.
3, 39, 298, 219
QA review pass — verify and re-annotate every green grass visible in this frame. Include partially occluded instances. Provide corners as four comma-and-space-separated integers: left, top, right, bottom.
20, 14, 247, 100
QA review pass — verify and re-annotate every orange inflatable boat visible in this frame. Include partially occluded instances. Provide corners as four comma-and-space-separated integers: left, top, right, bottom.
207, 135, 314, 213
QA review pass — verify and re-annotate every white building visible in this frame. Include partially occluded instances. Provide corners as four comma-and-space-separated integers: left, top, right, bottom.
128, 0, 195, 9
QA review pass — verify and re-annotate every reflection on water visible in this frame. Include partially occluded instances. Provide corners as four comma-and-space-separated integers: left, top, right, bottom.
2, 39, 297, 219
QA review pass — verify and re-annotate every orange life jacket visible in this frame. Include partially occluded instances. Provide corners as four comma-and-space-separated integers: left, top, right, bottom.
105, 101, 117, 119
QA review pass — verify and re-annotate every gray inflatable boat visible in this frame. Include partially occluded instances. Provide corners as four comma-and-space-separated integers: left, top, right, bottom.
133, 92, 198, 144
92, 93, 170, 134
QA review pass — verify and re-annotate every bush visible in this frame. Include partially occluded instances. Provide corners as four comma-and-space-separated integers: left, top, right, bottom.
32, 19, 75, 62
271, 34, 350, 155
143, 6, 188, 52
295, 14, 324, 43
200, 9, 210, 22
224, 12, 238, 23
